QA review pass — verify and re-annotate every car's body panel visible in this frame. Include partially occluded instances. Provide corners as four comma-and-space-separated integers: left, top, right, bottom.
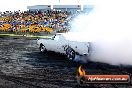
37, 34, 90, 56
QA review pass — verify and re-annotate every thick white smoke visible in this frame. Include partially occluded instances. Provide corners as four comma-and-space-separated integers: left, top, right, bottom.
69, 0, 132, 65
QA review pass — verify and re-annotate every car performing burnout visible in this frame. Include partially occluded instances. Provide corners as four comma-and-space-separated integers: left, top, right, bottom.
37, 33, 91, 61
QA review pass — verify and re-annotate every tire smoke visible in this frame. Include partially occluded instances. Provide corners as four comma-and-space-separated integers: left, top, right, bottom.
69, 0, 132, 65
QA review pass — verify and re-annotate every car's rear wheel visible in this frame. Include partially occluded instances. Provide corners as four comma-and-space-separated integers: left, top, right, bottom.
40, 44, 46, 53
66, 47, 76, 61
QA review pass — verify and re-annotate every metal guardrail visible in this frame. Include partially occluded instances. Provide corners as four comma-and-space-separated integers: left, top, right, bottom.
0, 33, 52, 38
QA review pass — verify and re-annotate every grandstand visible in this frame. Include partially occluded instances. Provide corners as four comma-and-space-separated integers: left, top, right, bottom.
0, 4, 93, 34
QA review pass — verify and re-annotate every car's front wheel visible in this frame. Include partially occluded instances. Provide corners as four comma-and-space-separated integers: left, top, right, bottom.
39, 44, 46, 53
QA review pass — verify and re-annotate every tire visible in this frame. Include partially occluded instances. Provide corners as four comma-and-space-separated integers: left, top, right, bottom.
39, 44, 46, 53
66, 47, 76, 61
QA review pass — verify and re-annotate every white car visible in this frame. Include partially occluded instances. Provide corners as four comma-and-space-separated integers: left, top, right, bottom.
37, 33, 91, 61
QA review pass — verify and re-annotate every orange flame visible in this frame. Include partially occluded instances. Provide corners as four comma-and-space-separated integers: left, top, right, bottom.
78, 65, 86, 76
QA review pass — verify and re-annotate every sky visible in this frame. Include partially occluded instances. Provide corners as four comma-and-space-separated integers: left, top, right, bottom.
0, 0, 94, 12
0, 0, 94, 11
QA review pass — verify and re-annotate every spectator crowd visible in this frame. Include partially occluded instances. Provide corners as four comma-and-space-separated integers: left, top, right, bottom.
0, 10, 72, 34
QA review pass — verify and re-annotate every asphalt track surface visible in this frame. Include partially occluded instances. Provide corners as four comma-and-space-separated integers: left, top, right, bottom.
0, 36, 132, 88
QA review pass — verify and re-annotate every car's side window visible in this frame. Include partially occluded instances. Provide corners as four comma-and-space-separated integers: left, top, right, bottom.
54, 36, 59, 41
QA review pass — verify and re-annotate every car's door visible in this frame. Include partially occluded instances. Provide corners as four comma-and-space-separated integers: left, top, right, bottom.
54, 36, 67, 54
51, 35, 61, 52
